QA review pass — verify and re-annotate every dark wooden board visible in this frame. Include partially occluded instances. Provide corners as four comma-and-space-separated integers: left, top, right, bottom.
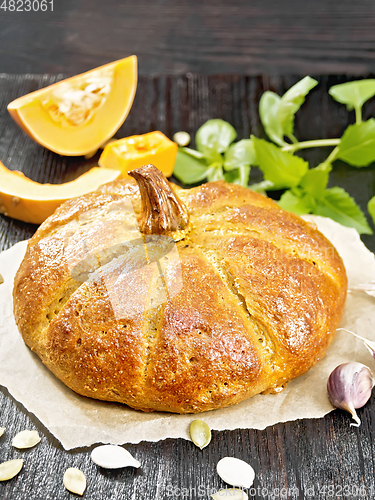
1, 74, 375, 500
1, 0, 375, 76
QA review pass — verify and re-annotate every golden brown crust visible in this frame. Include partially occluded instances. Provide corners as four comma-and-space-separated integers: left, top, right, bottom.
13, 177, 347, 413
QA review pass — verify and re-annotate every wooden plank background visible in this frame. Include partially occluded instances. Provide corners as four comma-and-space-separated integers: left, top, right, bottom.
1, 73, 375, 499
0, 0, 375, 76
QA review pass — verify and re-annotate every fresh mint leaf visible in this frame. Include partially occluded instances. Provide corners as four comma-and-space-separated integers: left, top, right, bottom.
224, 169, 240, 184
207, 164, 225, 182
299, 167, 329, 198
249, 180, 275, 192
278, 76, 318, 137
195, 119, 237, 161
224, 139, 256, 171
368, 196, 375, 226
237, 164, 251, 187
259, 78, 317, 146
252, 136, 308, 189
259, 91, 285, 146
225, 164, 251, 187
180, 147, 204, 159
173, 149, 210, 184
329, 79, 375, 111
314, 187, 372, 234
337, 119, 375, 167
278, 190, 315, 215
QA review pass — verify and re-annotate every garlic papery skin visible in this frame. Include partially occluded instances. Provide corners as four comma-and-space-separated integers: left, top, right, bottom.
337, 328, 375, 359
327, 362, 374, 427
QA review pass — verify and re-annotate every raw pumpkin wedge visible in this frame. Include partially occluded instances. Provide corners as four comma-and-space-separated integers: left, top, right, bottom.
0, 161, 121, 225
7, 56, 137, 156
99, 131, 178, 178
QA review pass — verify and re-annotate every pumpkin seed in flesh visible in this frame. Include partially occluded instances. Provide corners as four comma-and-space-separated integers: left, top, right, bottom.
211, 488, 248, 500
63, 467, 86, 496
0, 459, 23, 481
12, 430, 41, 449
190, 419, 211, 450
91, 444, 140, 469
217, 457, 255, 489
0, 428, 5, 437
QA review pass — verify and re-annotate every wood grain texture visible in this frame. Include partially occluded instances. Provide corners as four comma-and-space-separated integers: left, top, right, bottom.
1, 74, 375, 500
1, 0, 375, 75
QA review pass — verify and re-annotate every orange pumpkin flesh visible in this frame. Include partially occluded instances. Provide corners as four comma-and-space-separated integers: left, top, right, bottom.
0, 161, 121, 224
98, 131, 178, 178
7, 56, 137, 156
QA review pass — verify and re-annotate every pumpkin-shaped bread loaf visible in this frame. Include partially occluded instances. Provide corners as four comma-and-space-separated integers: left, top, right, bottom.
13, 165, 347, 413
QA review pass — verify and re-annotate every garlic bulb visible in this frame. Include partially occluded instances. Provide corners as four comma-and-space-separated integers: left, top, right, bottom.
327, 362, 374, 427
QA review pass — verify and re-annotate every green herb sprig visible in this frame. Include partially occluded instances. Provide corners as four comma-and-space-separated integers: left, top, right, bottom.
173, 77, 375, 235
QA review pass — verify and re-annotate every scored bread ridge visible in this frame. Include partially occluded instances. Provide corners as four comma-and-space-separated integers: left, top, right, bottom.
13, 178, 347, 413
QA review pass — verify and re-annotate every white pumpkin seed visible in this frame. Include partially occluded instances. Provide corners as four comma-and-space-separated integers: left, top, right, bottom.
190, 419, 211, 449
217, 457, 255, 489
91, 444, 140, 469
211, 488, 248, 500
63, 467, 86, 496
0, 427, 5, 437
0, 459, 23, 481
173, 131, 191, 147
12, 430, 41, 449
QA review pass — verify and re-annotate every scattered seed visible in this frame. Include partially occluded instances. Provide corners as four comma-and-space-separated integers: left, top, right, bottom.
211, 488, 248, 500
91, 444, 140, 469
173, 131, 191, 147
0, 459, 23, 481
190, 419, 211, 449
0, 428, 5, 437
63, 467, 86, 496
0, 274, 3, 285
217, 457, 255, 489
12, 430, 41, 449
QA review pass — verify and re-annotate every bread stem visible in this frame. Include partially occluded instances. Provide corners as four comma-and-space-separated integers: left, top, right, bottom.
129, 164, 189, 234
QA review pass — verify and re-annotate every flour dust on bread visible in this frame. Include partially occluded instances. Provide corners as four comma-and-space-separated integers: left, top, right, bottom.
13, 164, 347, 413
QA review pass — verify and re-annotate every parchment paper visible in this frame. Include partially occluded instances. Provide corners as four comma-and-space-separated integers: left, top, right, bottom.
1, 215, 374, 450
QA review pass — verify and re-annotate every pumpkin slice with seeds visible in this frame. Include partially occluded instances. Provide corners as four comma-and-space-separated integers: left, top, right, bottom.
8, 56, 137, 156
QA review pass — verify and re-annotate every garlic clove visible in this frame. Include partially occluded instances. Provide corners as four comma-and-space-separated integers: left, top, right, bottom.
216, 457, 255, 489
327, 362, 374, 427
91, 444, 140, 469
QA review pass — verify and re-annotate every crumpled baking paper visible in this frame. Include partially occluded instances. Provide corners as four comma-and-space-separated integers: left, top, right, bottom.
0, 215, 374, 450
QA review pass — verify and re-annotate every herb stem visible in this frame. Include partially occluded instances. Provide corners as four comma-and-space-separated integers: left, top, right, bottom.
282, 138, 340, 153
287, 134, 299, 145
319, 146, 340, 170
355, 106, 362, 125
